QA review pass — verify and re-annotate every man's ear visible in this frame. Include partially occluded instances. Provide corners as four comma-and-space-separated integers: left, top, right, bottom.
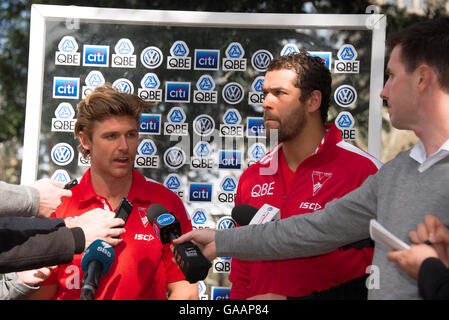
78, 131, 91, 152
306, 90, 322, 113
415, 64, 434, 92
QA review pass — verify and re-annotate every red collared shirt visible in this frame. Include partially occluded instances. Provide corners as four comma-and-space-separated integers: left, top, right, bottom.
43, 169, 191, 300
230, 124, 382, 299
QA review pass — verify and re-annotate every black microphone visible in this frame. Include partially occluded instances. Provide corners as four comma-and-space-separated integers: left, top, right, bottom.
231, 204, 280, 226
147, 204, 211, 283
79, 240, 115, 300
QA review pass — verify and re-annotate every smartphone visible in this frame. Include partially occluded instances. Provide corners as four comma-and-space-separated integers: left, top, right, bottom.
115, 197, 133, 224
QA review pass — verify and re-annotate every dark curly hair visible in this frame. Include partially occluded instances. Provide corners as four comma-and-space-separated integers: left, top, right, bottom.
267, 51, 331, 123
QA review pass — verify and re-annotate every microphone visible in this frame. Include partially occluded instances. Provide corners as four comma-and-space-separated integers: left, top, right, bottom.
147, 204, 211, 283
80, 239, 115, 300
231, 204, 280, 226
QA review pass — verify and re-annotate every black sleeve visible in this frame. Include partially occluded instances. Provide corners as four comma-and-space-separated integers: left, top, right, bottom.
418, 257, 449, 300
0, 217, 78, 273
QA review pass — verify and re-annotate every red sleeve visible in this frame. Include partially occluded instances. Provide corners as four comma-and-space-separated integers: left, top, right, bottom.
229, 258, 251, 299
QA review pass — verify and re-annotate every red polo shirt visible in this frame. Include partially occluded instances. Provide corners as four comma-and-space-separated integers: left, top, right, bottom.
42, 169, 191, 300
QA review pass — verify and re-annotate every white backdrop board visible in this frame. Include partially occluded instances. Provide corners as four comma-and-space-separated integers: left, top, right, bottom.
22, 4, 386, 299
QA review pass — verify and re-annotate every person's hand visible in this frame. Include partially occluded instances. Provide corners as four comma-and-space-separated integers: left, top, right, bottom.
387, 244, 438, 280
172, 229, 217, 261
17, 266, 56, 287
409, 214, 449, 267
32, 178, 72, 218
65, 208, 126, 248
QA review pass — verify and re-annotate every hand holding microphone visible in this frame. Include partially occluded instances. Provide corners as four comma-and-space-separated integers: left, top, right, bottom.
147, 204, 211, 283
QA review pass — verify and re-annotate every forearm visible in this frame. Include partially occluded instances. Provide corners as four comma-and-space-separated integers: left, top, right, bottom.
0, 273, 40, 300
216, 178, 378, 260
0, 227, 84, 273
0, 182, 40, 218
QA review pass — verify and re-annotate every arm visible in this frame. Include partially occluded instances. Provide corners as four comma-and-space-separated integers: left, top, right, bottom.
167, 281, 199, 300
418, 257, 449, 300
0, 182, 40, 218
215, 172, 379, 260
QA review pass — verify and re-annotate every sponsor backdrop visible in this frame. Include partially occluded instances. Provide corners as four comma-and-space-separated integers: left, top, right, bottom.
23, 5, 385, 299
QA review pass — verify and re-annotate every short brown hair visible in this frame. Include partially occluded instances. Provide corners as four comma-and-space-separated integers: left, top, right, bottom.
267, 51, 331, 123
387, 18, 449, 93
75, 84, 153, 158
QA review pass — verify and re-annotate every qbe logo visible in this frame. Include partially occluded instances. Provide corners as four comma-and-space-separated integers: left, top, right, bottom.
164, 174, 184, 199
83, 45, 109, 67
335, 111, 356, 141
248, 76, 265, 105
334, 85, 357, 108
308, 51, 332, 71
190, 141, 214, 170
51, 102, 76, 132
82, 70, 105, 99
247, 142, 267, 167
222, 42, 247, 72
193, 74, 218, 104
167, 41, 191, 70
280, 43, 299, 56
165, 81, 190, 103
189, 183, 213, 202
194, 49, 220, 71
217, 176, 237, 203
140, 46, 163, 69
51, 169, 71, 185
53, 77, 79, 99
219, 108, 243, 138
213, 258, 232, 274
246, 117, 266, 138
55, 36, 80, 66
334, 44, 360, 74
51, 143, 74, 166
222, 82, 244, 105
218, 150, 242, 170
251, 49, 273, 72
164, 107, 189, 136
138, 73, 162, 102
139, 114, 161, 135
191, 208, 209, 228
112, 38, 136, 68
134, 139, 159, 168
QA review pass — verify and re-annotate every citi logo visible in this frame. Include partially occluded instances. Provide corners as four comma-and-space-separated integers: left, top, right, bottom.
194, 49, 219, 70
53, 77, 79, 99
189, 183, 213, 202
165, 82, 190, 103
139, 114, 161, 135
218, 150, 242, 170
247, 117, 266, 138
83, 45, 109, 67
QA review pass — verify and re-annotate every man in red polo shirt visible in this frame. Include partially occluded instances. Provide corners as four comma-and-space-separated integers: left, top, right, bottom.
229, 52, 381, 299
26, 85, 197, 300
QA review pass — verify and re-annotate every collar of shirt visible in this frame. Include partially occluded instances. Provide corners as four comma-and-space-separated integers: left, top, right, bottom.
73, 168, 151, 210
410, 138, 449, 172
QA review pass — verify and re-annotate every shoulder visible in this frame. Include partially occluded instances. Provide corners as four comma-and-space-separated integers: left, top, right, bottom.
334, 140, 383, 171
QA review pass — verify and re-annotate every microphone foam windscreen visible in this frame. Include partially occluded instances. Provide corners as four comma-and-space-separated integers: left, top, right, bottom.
80, 239, 115, 275
231, 204, 258, 226
146, 203, 169, 222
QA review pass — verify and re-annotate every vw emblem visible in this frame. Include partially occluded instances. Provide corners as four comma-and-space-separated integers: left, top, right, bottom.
112, 78, 134, 94
140, 46, 163, 69
193, 115, 215, 136
222, 82, 244, 105
164, 147, 186, 169
251, 49, 273, 72
51, 143, 74, 166
334, 85, 357, 108
217, 217, 236, 229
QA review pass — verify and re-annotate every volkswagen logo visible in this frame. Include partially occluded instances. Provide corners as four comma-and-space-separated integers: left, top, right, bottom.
217, 217, 236, 229
251, 49, 273, 72
164, 147, 186, 169
334, 85, 357, 107
193, 115, 215, 136
51, 143, 74, 166
222, 82, 244, 105
140, 46, 163, 69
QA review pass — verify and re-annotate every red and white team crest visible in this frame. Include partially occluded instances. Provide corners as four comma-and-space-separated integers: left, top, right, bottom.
312, 171, 332, 196
138, 207, 149, 228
